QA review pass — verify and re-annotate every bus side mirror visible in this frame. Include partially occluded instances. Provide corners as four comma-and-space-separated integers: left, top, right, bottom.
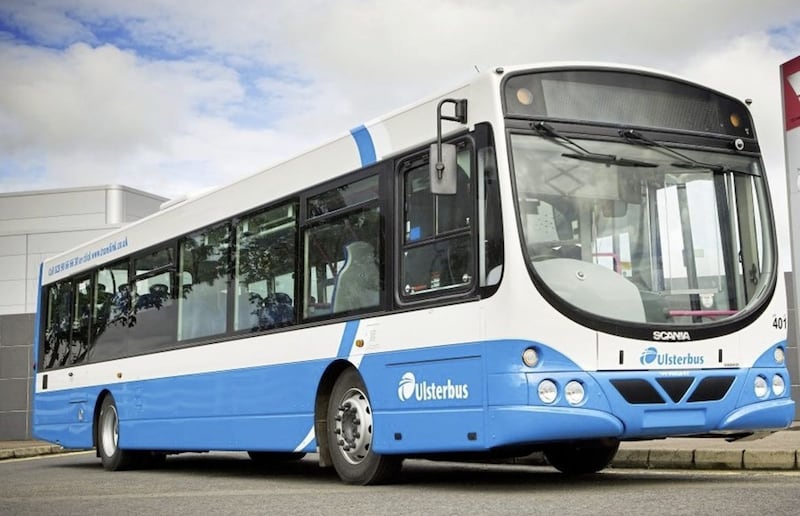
430, 143, 457, 195
430, 98, 467, 196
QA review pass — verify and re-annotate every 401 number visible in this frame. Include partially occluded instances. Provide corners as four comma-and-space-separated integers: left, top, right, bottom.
772, 315, 788, 330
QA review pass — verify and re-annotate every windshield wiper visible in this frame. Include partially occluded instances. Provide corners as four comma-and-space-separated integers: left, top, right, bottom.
533, 122, 657, 168
620, 129, 748, 174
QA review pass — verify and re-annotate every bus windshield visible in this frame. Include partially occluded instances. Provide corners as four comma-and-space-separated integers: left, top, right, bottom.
510, 133, 775, 326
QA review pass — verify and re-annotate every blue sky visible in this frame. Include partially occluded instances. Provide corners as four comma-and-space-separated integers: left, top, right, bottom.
1, 1, 799, 250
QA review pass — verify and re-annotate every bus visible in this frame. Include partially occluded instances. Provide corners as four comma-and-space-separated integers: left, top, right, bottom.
33, 63, 794, 484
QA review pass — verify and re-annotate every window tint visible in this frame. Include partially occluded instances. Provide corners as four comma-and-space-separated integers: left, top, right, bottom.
234, 203, 297, 332
304, 178, 382, 319
130, 247, 176, 352
179, 224, 230, 341
90, 261, 130, 362
42, 280, 72, 370
308, 176, 378, 218
69, 277, 93, 365
401, 145, 474, 297
478, 139, 504, 289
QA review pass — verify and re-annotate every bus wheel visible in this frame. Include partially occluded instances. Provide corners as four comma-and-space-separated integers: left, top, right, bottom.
326, 368, 402, 485
247, 451, 306, 463
97, 394, 138, 471
543, 439, 620, 474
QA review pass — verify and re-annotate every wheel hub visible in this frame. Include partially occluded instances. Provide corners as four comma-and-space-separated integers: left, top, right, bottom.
333, 387, 374, 465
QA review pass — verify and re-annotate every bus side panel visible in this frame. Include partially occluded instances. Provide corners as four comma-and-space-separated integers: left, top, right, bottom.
118, 360, 326, 451
34, 359, 329, 452
33, 387, 99, 448
361, 342, 486, 453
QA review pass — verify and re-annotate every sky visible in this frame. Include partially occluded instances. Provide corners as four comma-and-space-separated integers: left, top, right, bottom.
1, 0, 799, 256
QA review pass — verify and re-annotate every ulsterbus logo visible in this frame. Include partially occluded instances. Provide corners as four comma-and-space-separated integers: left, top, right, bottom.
640, 346, 705, 366
397, 372, 469, 402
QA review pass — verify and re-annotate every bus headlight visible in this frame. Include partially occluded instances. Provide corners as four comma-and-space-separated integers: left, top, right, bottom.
754, 375, 769, 399
774, 347, 785, 365
538, 380, 558, 404
564, 380, 585, 405
522, 347, 539, 367
772, 374, 786, 396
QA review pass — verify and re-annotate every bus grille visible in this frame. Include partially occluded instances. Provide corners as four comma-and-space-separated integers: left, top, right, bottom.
610, 376, 735, 405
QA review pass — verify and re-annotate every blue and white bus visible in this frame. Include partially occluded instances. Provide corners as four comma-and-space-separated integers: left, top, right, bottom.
33, 63, 794, 484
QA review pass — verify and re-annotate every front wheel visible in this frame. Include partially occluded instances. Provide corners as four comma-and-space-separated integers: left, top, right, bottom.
326, 368, 402, 485
543, 439, 620, 474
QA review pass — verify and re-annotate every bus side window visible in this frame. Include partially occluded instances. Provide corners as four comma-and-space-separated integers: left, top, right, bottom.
178, 225, 229, 341
302, 174, 382, 320
234, 202, 297, 332
42, 280, 72, 370
69, 276, 93, 366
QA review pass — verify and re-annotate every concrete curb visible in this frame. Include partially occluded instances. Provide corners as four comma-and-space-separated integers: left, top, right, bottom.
513, 448, 800, 471
613, 448, 800, 470
0, 445, 66, 461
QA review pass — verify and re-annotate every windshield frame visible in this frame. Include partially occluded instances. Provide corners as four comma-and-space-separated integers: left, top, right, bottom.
507, 122, 778, 341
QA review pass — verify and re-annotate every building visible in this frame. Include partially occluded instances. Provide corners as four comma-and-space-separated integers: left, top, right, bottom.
0, 185, 167, 440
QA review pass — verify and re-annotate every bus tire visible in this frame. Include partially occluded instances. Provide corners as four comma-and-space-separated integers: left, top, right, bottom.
543, 439, 620, 474
97, 394, 139, 471
326, 368, 402, 485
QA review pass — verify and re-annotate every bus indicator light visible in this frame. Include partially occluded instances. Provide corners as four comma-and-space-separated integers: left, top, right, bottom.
774, 347, 785, 365
522, 347, 539, 367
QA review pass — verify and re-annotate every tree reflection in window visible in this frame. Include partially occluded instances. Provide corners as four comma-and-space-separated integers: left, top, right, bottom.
234, 203, 297, 332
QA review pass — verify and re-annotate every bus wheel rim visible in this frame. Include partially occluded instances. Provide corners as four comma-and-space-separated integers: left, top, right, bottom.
334, 388, 374, 465
101, 405, 119, 457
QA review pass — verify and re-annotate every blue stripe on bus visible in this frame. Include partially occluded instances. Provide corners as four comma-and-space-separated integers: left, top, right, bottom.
337, 320, 360, 358
349, 125, 376, 166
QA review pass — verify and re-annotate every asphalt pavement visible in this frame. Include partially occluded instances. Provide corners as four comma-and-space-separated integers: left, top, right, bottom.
3, 424, 799, 470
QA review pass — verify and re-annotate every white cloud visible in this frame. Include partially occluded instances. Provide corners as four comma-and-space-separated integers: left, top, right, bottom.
0, 0, 799, 204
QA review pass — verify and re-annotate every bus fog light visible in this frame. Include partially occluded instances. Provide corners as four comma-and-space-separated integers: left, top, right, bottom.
774, 347, 785, 365
538, 380, 558, 404
522, 348, 539, 367
772, 374, 786, 396
564, 380, 585, 405
754, 375, 769, 398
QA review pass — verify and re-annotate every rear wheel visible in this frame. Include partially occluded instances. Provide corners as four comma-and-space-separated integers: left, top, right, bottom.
543, 439, 620, 474
327, 368, 402, 485
97, 395, 139, 471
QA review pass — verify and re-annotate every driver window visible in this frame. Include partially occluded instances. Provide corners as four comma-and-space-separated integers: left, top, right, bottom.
401, 143, 474, 297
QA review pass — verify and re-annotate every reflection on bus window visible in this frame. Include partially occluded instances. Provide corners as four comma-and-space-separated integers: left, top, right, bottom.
89, 261, 129, 363
42, 280, 72, 370
512, 133, 773, 325
179, 225, 230, 341
69, 277, 93, 365
234, 203, 297, 332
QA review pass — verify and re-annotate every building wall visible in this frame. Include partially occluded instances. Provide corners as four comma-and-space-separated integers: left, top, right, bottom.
786, 272, 800, 420
0, 186, 165, 440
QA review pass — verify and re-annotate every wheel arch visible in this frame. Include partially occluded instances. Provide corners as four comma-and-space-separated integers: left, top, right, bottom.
314, 359, 359, 468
